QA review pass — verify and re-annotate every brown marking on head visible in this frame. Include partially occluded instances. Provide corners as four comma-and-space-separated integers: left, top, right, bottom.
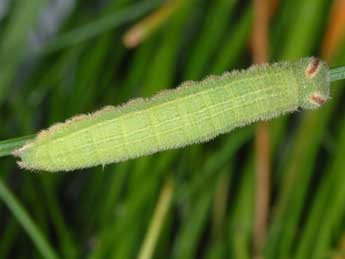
309, 93, 327, 106
305, 58, 321, 78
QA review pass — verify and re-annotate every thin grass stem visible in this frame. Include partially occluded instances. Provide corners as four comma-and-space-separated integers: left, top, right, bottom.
123, 0, 183, 48
0, 179, 58, 259
330, 66, 345, 82
0, 135, 35, 157
137, 176, 174, 259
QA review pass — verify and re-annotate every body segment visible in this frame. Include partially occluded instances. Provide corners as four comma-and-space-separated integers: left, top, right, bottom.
14, 57, 330, 172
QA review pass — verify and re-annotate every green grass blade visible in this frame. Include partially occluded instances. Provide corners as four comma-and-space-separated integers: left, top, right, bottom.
0, 179, 59, 259
279, 0, 328, 59
0, 0, 46, 105
0, 220, 19, 258
45, 0, 163, 52
0, 135, 35, 157
137, 176, 174, 259
172, 186, 214, 259
330, 66, 345, 82
211, 5, 253, 75
310, 109, 345, 258
184, 0, 237, 79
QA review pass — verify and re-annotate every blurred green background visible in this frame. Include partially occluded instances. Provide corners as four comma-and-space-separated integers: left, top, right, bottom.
0, 0, 345, 258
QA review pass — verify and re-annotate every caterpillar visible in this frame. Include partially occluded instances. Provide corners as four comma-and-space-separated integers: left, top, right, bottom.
13, 57, 330, 172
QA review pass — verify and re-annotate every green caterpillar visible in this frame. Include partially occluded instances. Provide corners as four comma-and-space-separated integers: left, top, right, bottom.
14, 57, 330, 172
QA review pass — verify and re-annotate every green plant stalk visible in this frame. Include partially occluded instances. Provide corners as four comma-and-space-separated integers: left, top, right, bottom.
184, 0, 237, 80
0, 0, 45, 106
115, 39, 157, 103
40, 178, 78, 259
227, 156, 254, 259
0, 179, 58, 259
45, 0, 164, 52
211, 5, 253, 75
172, 186, 214, 259
204, 165, 232, 259
137, 176, 174, 259
330, 65, 345, 81
69, 0, 134, 113
171, 127, 253, 259
279, 0, 328, 60
111, 168, 162, 259
176, 127, 253, 202
310, 112, 345, 258
0, 135, 35, 157
0, 220, 19, 258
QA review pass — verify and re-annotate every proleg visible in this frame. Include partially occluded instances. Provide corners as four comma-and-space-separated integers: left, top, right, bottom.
13, 57, 330, 172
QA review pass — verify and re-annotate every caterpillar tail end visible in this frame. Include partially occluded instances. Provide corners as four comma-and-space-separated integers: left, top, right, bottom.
12, 148, 23, 158
12, 144, 37, 172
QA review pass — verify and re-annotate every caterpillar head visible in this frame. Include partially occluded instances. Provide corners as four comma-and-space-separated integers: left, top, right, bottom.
293, 57, 330, 110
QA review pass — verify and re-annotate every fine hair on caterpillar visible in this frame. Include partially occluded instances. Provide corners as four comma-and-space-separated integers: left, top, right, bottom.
13, 57, 330, 172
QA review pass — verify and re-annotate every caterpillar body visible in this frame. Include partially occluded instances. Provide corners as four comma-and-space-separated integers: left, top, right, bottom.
14, 57, 330, 172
